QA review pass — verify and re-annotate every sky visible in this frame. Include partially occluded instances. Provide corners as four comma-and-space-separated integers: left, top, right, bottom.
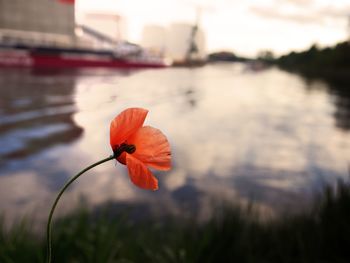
76, 0, 350, 57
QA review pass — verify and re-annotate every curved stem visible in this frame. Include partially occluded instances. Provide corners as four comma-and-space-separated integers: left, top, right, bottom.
46, 155, 115, 263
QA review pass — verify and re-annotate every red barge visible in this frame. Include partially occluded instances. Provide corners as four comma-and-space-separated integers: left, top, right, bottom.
0, 44, 168, 69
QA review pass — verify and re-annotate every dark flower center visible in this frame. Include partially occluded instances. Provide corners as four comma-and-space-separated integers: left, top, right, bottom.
113, 143, 136, 158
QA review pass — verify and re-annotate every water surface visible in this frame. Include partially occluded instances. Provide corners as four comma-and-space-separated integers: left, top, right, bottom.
0, 64, 349, 225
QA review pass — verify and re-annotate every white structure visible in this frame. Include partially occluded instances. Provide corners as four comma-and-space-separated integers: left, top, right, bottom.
141, 23, 206, 63
141, 25, 166, 56
81, 13, 126, 43
0, 0, 75, 46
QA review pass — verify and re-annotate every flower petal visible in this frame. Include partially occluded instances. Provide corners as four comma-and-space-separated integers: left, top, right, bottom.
126, 154, 158, 190
127, 126, 171, 171
110, 108, 148, 149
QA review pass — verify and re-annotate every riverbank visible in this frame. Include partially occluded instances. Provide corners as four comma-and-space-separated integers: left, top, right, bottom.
275, 41, 350, 84
1, 180, 350, 263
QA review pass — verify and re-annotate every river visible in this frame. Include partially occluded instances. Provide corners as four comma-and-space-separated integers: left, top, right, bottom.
0, 63, 349, 226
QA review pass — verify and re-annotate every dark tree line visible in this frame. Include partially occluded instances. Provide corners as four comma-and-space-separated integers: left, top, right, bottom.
276, 42, 350, 79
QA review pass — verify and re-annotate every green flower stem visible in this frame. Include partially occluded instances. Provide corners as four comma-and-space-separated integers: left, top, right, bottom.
46, 155, 115, 263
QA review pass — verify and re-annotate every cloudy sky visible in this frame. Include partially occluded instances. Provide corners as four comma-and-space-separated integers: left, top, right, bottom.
77, 0, 350, 57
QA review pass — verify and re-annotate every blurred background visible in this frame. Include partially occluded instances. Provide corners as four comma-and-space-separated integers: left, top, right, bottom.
1, 0, 350, 261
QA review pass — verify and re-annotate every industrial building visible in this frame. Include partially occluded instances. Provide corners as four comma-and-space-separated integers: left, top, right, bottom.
0, 0, 75, 47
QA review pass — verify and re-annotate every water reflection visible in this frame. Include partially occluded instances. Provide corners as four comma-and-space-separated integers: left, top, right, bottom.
0, 65, 349, 227
0, 69, 82, 160
302, 76, 350, 131
328, 84, 350, 131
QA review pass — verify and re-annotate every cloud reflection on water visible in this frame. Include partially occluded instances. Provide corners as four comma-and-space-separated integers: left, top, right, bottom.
0, 65, 349, 227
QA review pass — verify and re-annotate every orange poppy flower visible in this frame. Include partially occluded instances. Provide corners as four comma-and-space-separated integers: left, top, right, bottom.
110, 108, 171, 190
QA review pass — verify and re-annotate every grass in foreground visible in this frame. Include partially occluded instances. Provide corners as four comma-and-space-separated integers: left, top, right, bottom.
1, 180, 350, 263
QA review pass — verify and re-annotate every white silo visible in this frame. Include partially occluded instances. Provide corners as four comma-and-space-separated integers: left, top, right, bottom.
141, 25, 166, 56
